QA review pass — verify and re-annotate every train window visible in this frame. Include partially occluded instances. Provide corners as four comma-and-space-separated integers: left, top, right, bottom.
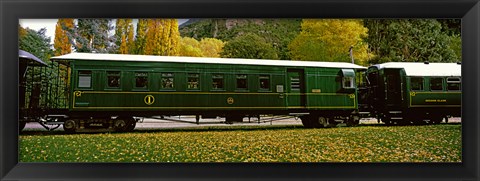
430, 78, 443, 91
447, 77, 461, 91
161, 73, 174, 89
187, 73, 200, 90
341, 69, 355, 89
212, 74, 224, 90
78, 70, 92, 88
236, 74, 247, 90
107, 71, 121, 88
410, 77, 424, 90
342, 77, 354, 89
135, 72, 148, 88
259, 75, 270, 90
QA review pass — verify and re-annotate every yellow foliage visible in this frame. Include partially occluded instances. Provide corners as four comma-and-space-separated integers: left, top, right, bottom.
199, 38, 225, 57
179, 37, 203, 57
19, 125, 461, 162
289, 19, 372, 65
53, 19, 74, 56
144, 19, 180, 56
178, 37, 225, 58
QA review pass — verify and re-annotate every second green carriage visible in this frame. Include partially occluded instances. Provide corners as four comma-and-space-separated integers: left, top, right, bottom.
359, 62, 461, 125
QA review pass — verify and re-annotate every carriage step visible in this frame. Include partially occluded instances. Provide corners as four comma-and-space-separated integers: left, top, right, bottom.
289, 113, 310, 116
43, 122, 64, 125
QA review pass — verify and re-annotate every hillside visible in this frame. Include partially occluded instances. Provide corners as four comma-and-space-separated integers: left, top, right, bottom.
179, 19, 302, 60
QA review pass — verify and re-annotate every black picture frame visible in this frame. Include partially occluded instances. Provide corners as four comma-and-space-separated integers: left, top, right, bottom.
1, 0, 479, 180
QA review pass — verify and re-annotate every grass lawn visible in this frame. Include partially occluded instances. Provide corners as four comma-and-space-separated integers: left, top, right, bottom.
19, 124, 461, 162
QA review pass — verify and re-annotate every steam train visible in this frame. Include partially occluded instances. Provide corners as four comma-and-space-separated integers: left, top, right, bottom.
19, 50, 461, 133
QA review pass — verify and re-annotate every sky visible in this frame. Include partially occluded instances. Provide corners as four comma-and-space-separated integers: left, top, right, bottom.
19, 19, 189, 45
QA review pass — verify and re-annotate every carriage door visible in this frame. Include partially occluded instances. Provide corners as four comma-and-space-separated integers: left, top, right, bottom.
385, 69, 403, 107
287, 69, 306, 108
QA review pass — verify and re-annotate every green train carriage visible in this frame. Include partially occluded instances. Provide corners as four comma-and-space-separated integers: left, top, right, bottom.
359, 62, 461, 125
50, 53, 366, 132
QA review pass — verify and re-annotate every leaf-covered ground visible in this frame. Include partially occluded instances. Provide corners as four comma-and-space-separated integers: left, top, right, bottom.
19, 125, 461, 162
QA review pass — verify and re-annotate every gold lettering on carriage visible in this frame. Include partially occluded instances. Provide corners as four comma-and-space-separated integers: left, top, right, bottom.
144, 95, 155, 105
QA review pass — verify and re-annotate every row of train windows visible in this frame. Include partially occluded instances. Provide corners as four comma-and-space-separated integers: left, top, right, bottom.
78, 71, 271, 91
410, 77, 461, 91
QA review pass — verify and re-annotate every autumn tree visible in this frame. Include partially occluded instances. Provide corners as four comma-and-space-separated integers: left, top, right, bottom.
363, 19, 458, 64
179, 37, 225, 57
144, 19, 180, 56
127, 21, 135, 54
115, 19, 135, 54
53, 19, 74, 56
199, 38, 225, 57
115, 19, 126, 53
134, 19, 148, 55
221, 33, 278, 59
288, 19, 370, 65
53, 19, 75, 88
179, 37, 203, 57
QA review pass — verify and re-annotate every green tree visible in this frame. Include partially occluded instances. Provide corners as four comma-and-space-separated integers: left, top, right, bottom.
364, 19, 458, 64
71, 19, 115, 53
19, 27, 53, 61
288, 19, 370, 65
20, 26, 67, 108
448, 34, 462, 61
53, 19, 74, 56
221, 33, 278, 59
180, 19, 301, 60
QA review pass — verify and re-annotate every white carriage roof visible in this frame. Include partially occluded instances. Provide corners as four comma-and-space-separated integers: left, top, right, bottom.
51, 53, 366, 69
373, 62, 461, 77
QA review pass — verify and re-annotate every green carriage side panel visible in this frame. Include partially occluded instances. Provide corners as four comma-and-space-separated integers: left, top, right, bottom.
56, 53, 365, 114
304, 67, 357, 110
405, 76, 461, 108
409, 92, 461, 107
69, 59, 290, 111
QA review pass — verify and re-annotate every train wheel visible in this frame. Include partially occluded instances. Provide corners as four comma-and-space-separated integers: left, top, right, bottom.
125, 117, 136, 132
19, 122, 26, 132
346, 120, 358, 127
225, 115, 242, 124
300, 116, 314, 128
113, 119, 127, 132
431, 116, 443, 125
63, 120, 77, 133
346, 116, 360, 127
383, 118, 394, 126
